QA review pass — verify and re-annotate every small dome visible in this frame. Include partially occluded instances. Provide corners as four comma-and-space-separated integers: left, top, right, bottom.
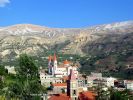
63, 60, 70, 65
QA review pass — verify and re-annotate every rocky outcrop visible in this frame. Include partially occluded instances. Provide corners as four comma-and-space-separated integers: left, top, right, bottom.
0, 21, 133, 64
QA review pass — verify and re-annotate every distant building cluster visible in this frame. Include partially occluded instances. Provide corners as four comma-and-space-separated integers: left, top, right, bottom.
39, 54, 133, 100
40, 54, 133, 100
4, 54, 133, 100
39, 54, 96, 100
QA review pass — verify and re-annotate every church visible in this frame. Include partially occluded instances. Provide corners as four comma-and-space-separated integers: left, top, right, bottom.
39, 53, 78, 86
48, 53, 78, 78
39, 54, 96, 100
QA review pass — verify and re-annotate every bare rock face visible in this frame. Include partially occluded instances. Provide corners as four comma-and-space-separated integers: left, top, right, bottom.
0, 21, 133, 61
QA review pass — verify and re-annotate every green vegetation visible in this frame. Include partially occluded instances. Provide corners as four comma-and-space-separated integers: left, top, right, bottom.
1, 44, 133, 80
0, 54, 46, 100
0, 52, 133, 100
51, 40, 71, 51
80, 32, 133, 79
80, 48, 133, 79
90, 80, 133, 100
110, 89, 133, 100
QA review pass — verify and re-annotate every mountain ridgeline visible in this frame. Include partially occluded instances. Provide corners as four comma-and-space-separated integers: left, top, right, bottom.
0, 21, 133, 79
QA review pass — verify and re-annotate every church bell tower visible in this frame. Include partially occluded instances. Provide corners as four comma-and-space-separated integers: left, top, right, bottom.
67, 69, 78, 100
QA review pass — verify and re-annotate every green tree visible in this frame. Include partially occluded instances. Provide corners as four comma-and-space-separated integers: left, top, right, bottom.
0, 54, 46, 99
95, 80, 110, 100
110, 89, 133, 100
17, 54, 46, 99
0, 65, 7, 76
18, 54, 38, 79
7, 82, 22, 99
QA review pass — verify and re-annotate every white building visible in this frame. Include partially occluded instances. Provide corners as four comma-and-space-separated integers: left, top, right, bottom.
105, 77, 117, 87
39, 69, 62, 86
124, 80, 133, 91
48, 54, 78, 78
40, 54, 79, 87
87, 73, 117, 88
5, 66, 16, 74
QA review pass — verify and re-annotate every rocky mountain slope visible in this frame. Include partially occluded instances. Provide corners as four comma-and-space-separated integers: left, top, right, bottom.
0, 21, 133, 78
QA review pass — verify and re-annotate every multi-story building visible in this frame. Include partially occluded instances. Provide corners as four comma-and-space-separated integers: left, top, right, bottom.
39, 54, 78, 86
124, 80, 133, 91
48, 69, 96, 100
48, 54, 78, 77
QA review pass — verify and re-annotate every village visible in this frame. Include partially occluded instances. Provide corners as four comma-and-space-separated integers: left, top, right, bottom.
5, 53, 133, 100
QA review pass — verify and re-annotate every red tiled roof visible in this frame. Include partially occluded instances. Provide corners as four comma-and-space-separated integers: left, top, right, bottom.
53, 83, 67, 87
49, 91, 96, 100
79, 91, 96, 100
49, 94, 71, 100
64, 60, 70, 65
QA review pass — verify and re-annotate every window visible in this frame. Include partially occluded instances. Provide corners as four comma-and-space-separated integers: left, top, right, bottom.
73, 90, 76, 95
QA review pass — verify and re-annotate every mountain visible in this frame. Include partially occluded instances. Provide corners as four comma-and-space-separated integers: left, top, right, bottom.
0, 21, 133, 54
0, 21, 133, 79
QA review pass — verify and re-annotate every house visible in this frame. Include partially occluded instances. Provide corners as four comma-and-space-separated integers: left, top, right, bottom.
124, 80, 133, 91
52, 83, 67, 94
48, 69, 96, 100
40, 54, 78, 86
105, 77, 117, 87
4, 66, 16, 74
39, 70, 62, 86
87, 72, 102, 87
40, 54, 96, 100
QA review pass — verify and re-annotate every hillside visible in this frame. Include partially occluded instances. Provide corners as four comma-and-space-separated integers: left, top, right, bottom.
0, 21, 133, 79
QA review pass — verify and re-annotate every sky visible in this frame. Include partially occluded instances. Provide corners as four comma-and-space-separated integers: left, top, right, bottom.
0, 0, 133, 28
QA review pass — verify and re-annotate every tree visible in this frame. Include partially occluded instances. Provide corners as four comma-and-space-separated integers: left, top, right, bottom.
17, 53, 46, 99
7, 82, 22, 99
0, 54, 46, 99
0, 65, 7, 76
110, 89, 133, 100
95, 80, 110, 100
18, 54, 38, 79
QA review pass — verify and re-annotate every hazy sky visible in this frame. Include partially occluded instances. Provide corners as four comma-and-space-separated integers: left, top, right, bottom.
0, 0, 133, 28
